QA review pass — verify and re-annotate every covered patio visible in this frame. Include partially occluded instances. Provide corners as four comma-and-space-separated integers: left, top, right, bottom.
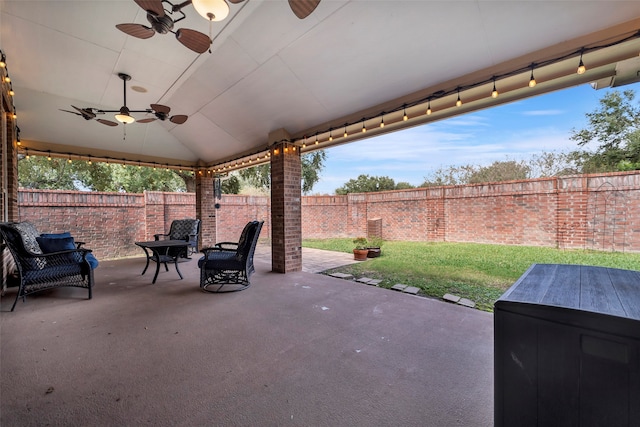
2, 2, 640, 271
0, 251, 493, 426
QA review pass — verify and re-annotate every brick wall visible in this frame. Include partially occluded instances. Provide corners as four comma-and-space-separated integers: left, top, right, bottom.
13, 171, 640, 260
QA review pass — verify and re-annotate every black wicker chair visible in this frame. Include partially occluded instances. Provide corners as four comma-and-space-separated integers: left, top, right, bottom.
154, 218, 201, 257
0, 222, 94, 311
198, 220, 263, 293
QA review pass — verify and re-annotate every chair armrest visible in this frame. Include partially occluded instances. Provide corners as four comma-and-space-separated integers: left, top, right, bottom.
214, 242, 239, 250
154, 233, 170, 241
75, 241, 85, 249
201, 245, 238, 254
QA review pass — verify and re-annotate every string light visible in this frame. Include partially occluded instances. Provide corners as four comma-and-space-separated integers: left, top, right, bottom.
47, 151, 52, 161
343, 124, 348, 138
456, 89, 462, 107
362, 119, 366, 133
302, 136, 306, 148
380, 115, 385, 128
577, 50, 586, 74
329, 129, 333, 142
403, 106, 408, 121
529, 65, 537, 87
491, 78, 499, 98
315, 133, 319, 145
426, 100, 432, 115
25, 150, 29, 159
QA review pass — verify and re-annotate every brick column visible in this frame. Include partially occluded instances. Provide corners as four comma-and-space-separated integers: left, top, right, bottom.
196, 172, 216, 249
270, 136, 302, 273
1, 63, 18, 222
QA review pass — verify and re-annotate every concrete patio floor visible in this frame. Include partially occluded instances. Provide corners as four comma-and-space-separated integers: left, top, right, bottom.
1, 249, 494, 426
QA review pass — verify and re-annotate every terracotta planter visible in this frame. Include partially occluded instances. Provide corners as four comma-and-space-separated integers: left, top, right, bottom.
366, 247, 381, 258
353, 249, 369, 261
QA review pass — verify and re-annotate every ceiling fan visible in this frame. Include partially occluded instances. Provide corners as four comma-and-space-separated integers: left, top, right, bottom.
117, 0, 321, 53
59, 106, 119, 127
61, 73, 188, 126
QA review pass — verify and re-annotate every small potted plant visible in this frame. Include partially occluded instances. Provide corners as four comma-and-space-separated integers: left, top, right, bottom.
352, 237, 369, 261
366, 236, 384, 258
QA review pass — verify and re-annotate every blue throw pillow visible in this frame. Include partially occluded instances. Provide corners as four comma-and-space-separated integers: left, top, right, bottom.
40, 232, 72, 239
35, 236, 99, 269
36, 236, 76, 253
85, 253, 99, 270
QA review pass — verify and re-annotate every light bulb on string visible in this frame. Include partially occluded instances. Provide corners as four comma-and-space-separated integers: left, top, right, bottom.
343, 125, 348, 138
491, 78, 499, 98
315, 133, 319, 145
577, 51, 586, 74
329, 129, 333, 142
456, 89, 462, 107
529, 65, 537, 87
426, 100, 432, 115
403, 107, 408, 121
380, 115, 385, 128
362, 120, 366, 133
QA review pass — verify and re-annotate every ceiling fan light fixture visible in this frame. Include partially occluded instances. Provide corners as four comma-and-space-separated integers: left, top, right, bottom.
192, 0, 230, 21
115, 106, 135, 124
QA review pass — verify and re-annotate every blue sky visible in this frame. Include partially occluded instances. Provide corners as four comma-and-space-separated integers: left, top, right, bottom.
311, 82, 639, 195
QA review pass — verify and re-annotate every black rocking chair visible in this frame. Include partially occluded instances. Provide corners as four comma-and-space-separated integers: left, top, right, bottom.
198, 220, 263, 293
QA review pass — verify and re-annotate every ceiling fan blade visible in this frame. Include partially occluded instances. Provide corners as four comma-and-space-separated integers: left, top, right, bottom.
137, 118, 157, 123
134, 0, 165, 17
288, 0, 320, 19
170, 115, 188, 125
60, 109, 82, 116
175, 28, 211, 54
72, 105, 96, 119
96, 119, 119, 127
116, 23, 155, 39
150, 104, 171, 114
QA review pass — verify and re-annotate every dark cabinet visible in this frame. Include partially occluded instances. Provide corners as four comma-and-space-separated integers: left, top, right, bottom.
494, 264, 640, 427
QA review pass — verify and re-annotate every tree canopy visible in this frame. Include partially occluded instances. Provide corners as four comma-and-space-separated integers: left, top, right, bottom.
239, 150, 327, 194
570, 89, 640, 172
17, 156, 220, 193
335, 174, 415, 194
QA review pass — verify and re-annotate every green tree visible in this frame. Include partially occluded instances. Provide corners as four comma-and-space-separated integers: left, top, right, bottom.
570, 89, 640, 172
335, 174, 397, 194
18, 156, 188, 192
238, 150, 327, 194
468, 160, 530, 183
18, 156, 79, 190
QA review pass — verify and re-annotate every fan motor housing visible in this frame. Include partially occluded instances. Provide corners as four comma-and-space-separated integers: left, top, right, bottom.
147, 14, 174, 34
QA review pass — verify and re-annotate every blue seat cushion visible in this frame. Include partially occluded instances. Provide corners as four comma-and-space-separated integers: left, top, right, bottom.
198, 251, 241, 270
36, 236, 99, 269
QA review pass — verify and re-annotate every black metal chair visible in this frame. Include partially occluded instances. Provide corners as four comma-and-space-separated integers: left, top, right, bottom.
198, 220, 263, 293
154, 218, 201, 257
0, 222, 94, 311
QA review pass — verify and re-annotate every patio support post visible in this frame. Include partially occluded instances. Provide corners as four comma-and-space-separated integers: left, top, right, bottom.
195, 172, 217, 249
0, 63, 18, 223
270, 130, 302, 273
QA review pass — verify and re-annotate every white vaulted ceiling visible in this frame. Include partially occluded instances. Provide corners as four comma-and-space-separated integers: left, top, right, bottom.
2, 0, 640, 169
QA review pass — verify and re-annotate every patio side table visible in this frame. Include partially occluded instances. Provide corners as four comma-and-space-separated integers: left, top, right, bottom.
135, 240, 190, 284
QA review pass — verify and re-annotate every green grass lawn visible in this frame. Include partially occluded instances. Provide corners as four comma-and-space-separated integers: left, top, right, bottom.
302, 239, 640, 312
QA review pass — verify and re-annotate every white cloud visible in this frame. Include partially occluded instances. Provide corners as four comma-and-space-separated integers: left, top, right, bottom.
522, 109, 566, 116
